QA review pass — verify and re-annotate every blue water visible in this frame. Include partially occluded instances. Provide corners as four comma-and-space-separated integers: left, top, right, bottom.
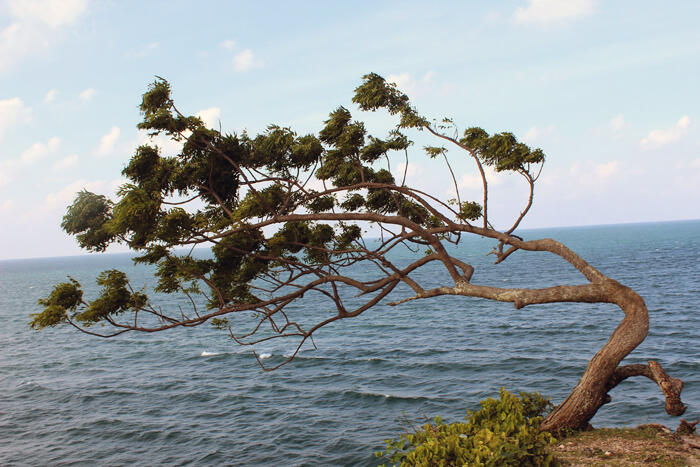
1, 220, 698, 466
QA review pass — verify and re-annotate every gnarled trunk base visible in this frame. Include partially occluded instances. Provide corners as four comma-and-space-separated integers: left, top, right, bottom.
540, 282, 686, 434
540, 360, 686, 434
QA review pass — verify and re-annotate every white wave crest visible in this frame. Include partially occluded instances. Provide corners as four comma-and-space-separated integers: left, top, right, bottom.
258, 353, 272, 360
200, 351, 220, 357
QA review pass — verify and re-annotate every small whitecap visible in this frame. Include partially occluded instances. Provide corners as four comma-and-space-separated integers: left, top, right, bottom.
200, 351, 220, 357
258, 353, 272, 360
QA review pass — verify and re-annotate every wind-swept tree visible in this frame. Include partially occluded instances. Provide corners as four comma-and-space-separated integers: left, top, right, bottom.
33, 74, 687, 433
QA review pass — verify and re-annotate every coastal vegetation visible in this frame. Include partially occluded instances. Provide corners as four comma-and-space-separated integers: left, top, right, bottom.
32, 73, 688, 434
377, 391, 699, 466
377, 389, 556, 466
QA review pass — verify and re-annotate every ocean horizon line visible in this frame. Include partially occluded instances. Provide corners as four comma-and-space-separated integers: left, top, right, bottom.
2, 217, 698, 263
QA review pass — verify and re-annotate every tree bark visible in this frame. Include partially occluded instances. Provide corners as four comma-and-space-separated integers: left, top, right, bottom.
395, 266, 688, 434
540, 279, 685, 433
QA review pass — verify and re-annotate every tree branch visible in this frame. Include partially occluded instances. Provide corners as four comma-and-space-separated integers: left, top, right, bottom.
607, 361, 687, 416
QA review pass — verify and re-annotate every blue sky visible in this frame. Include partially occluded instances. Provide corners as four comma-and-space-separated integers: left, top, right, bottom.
1, 0, 699, 260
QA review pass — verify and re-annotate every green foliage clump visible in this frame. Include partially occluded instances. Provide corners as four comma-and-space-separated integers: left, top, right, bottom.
33, 270, 149, 328
459, 201, 483, 221
335, 224, 362, 250
352, 73, 429, 129
31, 278, 83, 328
248, 125, 322, 172
424, 146, 447, 159
109, 185, 162, 248
340, 193, 365, 211
138, 78, 198, 137
360, 133, 410, 163
234, 184, 289, 220
305, 194, 335, 213
75, 270, 146, 325
377, 389, 556, 467
61, 190, 115, 252
461, 127, 544, 173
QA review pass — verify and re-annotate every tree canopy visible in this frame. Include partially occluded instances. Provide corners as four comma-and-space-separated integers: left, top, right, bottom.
33, 73, 687, 433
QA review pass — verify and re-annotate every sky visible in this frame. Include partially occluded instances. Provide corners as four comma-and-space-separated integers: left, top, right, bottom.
1, 0, 699, 260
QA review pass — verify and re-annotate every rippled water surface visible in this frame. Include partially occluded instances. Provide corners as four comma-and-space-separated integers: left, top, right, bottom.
1, 221, 698, 465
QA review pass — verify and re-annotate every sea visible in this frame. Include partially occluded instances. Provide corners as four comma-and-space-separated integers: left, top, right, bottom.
1, 220, 698, 466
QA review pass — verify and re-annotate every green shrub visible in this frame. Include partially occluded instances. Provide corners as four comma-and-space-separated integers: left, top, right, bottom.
376, 389, 556, 466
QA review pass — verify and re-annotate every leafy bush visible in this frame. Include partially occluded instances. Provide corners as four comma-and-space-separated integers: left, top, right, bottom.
377, 389, 556, 466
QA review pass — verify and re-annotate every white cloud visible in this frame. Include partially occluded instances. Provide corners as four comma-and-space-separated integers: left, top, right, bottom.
20, 136, 60, 163
459, 166, 504, 190
220, 39, 235, 50
0, 0, 88, 72
513, 0, 596, 25
641, 115, 690, 149
44, 88, 57, 103
96, 126, 121, 156
0, 136, 59, 186
48, 136, 60, 151
233, 49, 262, 72
21, 143, 46, 163
393, 162, 420, 183
53, 153, 78, 170
0, 23, 38, 73
386, 72, 411, 88
8, 0, 88, 28
690, 158, 700, 169
196, 107, 222, 129
609, 114, 625, 132
521, 125, 554, 144
0, 199, 14, 213
3, 159, 22, 186
46, 178, 108, 206
0, 97, 32, 138
45, 178, 124, 208
595, 160, 619, 179
386, 71, 436, 95
143, 41, 159, 52
135, 130, 185, 157
568, 160, 620, 185
79, 88, 96, 101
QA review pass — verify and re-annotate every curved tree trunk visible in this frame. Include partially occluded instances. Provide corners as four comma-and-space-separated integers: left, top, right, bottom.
540, 279, 685, 433
399, 262, 689, 434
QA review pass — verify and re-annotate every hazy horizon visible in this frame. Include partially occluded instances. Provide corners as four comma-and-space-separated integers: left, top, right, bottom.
2, 217, 698, 262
